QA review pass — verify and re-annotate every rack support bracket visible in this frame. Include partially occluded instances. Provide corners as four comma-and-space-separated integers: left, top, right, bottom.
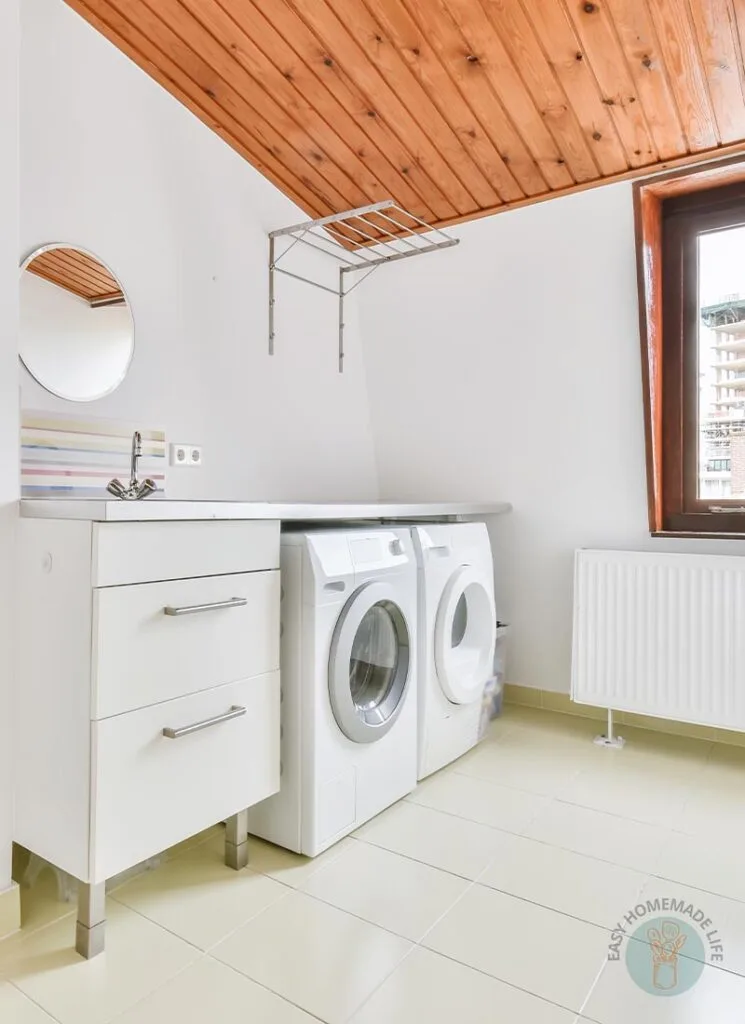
267, 200, 459, 372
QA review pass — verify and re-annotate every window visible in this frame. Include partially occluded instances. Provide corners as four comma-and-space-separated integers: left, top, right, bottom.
635, 163, 745, 535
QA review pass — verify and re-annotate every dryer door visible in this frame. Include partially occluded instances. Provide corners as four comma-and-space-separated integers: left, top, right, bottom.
329, 580, 412, 744
434, 566, 496, 705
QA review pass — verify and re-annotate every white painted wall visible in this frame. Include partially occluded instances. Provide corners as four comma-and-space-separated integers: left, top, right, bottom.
361, 183, 745, 694
20, 0, 378, 501
0, 0, 19, 896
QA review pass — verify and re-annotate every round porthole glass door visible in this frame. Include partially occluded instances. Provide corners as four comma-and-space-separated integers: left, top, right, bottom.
435, 567, 496, 705
329, 581, 411, 744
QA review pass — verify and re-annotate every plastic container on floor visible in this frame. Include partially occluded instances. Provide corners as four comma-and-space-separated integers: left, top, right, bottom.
478, 622, 510, 740
22, 851, 164, 902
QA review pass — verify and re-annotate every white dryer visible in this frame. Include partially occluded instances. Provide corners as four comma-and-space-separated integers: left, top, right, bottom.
249, 527, 418, 857
412, 522, 496, 780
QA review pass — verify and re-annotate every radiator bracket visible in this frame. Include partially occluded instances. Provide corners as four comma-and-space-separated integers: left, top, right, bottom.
593, 709, 626, 749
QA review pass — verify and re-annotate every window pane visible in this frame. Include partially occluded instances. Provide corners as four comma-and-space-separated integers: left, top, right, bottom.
698, 226, 745, 500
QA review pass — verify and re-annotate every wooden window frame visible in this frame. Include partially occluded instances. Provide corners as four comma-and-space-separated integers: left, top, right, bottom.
634, 157, 745, 536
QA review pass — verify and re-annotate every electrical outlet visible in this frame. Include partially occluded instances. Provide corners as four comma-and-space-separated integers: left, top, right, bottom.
169, 443, 202, 467
169, 444, 188, 467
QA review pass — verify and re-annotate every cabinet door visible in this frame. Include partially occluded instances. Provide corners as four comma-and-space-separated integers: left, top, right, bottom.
92, 570, 280, 717
91, 672, 280, 881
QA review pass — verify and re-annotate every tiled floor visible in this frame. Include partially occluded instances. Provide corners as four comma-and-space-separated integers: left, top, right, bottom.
3, 705, 745, 1022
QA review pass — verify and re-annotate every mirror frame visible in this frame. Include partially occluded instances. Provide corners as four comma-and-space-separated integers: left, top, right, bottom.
19, 242, 135, 402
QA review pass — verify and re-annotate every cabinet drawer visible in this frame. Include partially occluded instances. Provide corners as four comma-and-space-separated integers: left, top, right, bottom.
92, 520, 279, 587
91, 672, 279, 881
93, 570, 279, 718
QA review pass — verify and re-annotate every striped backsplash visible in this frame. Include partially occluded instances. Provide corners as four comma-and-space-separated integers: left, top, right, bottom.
21, 411, 166, 497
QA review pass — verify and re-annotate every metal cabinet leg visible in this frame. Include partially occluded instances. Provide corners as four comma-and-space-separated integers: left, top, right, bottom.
225, 809, 249, 870
76, 881, 106, 959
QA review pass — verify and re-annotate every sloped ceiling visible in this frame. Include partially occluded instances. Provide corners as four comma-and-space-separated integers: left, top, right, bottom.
26, 248, 124, 303
65, 0, 745, 227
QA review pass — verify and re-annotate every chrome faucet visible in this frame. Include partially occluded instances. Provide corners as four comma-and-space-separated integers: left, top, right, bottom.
107, 431, 157, 500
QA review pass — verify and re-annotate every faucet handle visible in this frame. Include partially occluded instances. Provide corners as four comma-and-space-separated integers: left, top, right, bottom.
136, 479, 157, 500
106, 478, 126, 498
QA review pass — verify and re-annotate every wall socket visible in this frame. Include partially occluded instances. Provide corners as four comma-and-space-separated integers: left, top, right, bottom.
169, 443, 203, 467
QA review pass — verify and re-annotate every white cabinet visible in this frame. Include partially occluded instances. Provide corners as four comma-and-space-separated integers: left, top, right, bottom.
15, 516, 281, 958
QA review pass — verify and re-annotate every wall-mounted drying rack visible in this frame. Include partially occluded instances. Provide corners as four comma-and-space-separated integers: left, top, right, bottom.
268, 200, 459, 372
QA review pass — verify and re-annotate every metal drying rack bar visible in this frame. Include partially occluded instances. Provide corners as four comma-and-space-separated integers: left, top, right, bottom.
268, 200, 459, 372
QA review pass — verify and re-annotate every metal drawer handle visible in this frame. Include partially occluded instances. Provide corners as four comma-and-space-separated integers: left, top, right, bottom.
163, 597, 247, 617
162, 704, 246, 739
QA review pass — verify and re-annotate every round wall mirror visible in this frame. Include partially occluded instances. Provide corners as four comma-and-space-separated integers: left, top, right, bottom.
19, 244, 134, 402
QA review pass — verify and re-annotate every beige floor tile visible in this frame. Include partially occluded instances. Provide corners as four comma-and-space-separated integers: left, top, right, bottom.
111, 832, 289, 950
676, 787, 745, 841
350, 946, 577, 1024
503, 707, 601, 743
454, 736, 588, 798
675, 748, 745, 838
633, 877, 745, 979
0, 980, 56, 1022
525, 800, 670, 873
245, 834, 355, 889
580, 955, 745, 1024
114, 955, 317, 1023
6, 849, 212, 957
495, 734, 599, 768
0, 900, 199, 1024
423, 884, 608, 1012
164, 825, 223, 861
652, 829, 745, 902
680, 750, 745, 796
582, 730, 712, 784
211, 890, 411, 1024
354, 801, 505, 880
557, 765, 692, 828
408, 768, 551, 833
479, 833, 648, 929
502, 713, 709, 777
302, 840, 468, 940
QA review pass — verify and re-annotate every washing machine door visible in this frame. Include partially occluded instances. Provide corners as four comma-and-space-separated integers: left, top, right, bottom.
434, 566, 496, 705
329, 580, 412, 744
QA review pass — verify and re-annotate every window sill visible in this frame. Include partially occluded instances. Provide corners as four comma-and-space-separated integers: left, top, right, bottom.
652, 531, 745, 539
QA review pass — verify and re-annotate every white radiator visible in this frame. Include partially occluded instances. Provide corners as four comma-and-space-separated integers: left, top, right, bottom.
572, 549, 745, 730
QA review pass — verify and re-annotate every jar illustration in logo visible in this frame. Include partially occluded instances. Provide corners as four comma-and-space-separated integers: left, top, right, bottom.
648, 921, 687, 991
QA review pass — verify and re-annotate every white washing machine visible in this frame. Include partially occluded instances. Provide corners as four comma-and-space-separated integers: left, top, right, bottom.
412, 522, 497, 780
249, 527, 418, 856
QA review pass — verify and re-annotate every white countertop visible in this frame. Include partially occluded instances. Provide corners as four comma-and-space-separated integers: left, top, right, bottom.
19, 499, 512, 522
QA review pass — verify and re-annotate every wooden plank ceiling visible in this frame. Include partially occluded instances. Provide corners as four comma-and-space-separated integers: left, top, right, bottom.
27, 248, 124, 303
65, 0, 745, 228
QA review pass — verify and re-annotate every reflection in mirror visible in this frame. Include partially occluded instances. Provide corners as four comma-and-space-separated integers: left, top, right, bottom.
19, 245, 134, 402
